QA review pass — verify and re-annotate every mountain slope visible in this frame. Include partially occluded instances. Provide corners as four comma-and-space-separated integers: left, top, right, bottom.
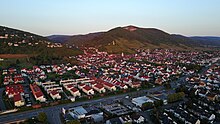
62, 26, 198, 53
47, 35, 71, 43
190, 36, 220, 47
0, 26, 82, 65
66, 32, 105, 46
0, 26, 49, 43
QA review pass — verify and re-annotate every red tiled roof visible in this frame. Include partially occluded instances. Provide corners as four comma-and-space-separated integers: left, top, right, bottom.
14, 77, 24, 82
83, 86, 92, 91
90, 77, 97, 81
132, 82, 141, 86
94, 84, 104, 89
30, 84, 45, 98
66, 84, 74, 89
142, 76, 149, 79
6, 84, 24, 95
114, 81, 121, 86
35, 92, 43, 98
103, 82, 114, 87
30, 84, 41, 93
50, 90, 59, 96
13, 94, 22, 102
79, 83, 86, 87
128, 76, 133, 79
70, 88, 79, 93
90, 81, 96, 85
120, 83, 126, 87
123, 78, 129, 82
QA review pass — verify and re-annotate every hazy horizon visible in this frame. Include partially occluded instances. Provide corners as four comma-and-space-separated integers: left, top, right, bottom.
1, 0, 220, 36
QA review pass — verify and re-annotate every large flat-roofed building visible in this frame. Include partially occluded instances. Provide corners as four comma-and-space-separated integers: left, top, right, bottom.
132, 96, 154, 107
69, 106, 87, 119
67, 106, 103, 123
102, 103, 132, 116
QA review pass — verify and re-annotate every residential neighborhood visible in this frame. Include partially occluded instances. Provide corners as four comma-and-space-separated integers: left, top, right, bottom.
1, 1, 220, 123
0, 48, 220, 124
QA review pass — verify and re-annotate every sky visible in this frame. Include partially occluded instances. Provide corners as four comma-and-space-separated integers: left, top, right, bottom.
0, 0, 220, 36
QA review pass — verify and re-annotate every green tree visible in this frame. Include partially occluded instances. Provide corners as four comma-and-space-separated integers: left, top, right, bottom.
66, 120, 81, 124
37, 112, 47, 123
168, 92, 185, 103
16, 59, 20, 65
154, 100, 164, 107
188, 89, 197, 98
128, 58, 138, 62
186, 99, 193, 109
164, 82, 171, 89
142, 102, 154, 110
176, 85, 187, 93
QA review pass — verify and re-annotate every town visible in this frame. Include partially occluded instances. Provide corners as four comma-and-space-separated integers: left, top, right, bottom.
0, 48, 220, 124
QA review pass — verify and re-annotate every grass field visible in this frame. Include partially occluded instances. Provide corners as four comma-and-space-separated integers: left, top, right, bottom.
0, 54, 31, 69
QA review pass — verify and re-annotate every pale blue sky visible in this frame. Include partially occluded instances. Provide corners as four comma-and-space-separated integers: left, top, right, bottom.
0, 0, 220, 36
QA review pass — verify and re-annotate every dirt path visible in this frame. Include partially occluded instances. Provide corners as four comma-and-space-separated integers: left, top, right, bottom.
0, 54, 29, 58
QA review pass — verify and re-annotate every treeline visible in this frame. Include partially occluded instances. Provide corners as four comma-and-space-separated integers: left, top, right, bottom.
168, 92, 185, 103
176, 62, 202, 71
30, 54, 64, 65
0, 42, 47, 54
29, 47, 82, 65
141, 99, 164, 110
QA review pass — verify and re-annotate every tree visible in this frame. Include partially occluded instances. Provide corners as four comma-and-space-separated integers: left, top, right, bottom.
164, 82, 171, 89
66, 120, 81, 124
128, 58, 138, 62
168, 92, 185, 103
142, 102, 154, 110
16, 59, 20, 65
37, 112, 47, 123
176, 85, 187, 93
188, 89, 197, 98
154, 100, 164, 107
186, 99, 193, 109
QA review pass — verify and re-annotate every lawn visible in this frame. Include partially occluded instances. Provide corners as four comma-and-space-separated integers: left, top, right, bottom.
0, 58, 33, 69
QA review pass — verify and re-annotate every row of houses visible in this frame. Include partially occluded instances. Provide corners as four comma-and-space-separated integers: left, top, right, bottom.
2, 68, 25, 85
186, 63, 220, 102
159, 62, 220, 124
74, 48, 216, 89
5, 84, 25, 107
161, 102, 216, 124
40, 81, 62, 100
60, 78, 111, 97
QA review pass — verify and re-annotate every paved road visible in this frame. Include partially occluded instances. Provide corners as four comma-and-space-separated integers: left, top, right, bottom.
0, 85, 163, 124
